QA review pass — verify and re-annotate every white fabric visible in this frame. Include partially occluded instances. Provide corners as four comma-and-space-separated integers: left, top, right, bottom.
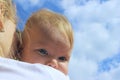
0, 57, 70, 80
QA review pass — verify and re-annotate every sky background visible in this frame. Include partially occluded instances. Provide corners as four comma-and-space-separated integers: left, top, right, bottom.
13, 0, 120, 80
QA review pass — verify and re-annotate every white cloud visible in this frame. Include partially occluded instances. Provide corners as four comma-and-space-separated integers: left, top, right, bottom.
69, 57, 98, 80
14, 0, 120, 80
73, 23, 120, 61
60, 0, 120, 80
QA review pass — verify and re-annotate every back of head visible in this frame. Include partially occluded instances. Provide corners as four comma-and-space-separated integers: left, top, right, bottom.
0, 0, 16, 24
0, 0, 16, 58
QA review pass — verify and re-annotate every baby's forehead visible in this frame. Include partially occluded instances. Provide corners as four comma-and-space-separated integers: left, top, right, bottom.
29, 24, 70, 48
36, 24, 66, 41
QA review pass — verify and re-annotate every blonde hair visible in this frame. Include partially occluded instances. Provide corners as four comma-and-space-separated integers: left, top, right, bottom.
0, 0, 17, 58
22, 9, 73, 50
0, 0, 16, 23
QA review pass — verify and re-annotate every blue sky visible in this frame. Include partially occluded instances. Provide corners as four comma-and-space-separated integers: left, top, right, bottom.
14, 0, 120, 80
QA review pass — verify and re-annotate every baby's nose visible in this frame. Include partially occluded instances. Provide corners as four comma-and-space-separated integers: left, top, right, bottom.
46, 59, 58, 68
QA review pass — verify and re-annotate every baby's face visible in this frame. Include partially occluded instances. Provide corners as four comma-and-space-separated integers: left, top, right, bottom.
21, 26, 71, 75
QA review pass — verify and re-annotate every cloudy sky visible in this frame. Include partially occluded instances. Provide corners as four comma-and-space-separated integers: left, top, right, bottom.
14, 0, 120, 80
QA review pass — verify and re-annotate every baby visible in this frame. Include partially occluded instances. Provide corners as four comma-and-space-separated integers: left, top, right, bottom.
18, 9, 74, 75
0, 1, 71, 79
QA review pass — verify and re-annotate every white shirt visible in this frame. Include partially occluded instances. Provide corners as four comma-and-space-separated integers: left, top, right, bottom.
0, 57, 70, 80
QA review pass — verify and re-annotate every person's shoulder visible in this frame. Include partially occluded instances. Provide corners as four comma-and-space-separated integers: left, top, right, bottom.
0, 57, 70, 80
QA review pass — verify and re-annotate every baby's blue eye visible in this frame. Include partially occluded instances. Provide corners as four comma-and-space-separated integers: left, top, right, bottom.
58, 56, 67, 62
37, 49, 48, 56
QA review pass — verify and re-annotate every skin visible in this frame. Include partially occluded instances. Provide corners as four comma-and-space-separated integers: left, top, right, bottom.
21, 25, 71, 75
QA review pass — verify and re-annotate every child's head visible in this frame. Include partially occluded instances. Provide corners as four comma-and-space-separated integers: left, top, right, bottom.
20, 9, 73, 75
0, 0, 16, 58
